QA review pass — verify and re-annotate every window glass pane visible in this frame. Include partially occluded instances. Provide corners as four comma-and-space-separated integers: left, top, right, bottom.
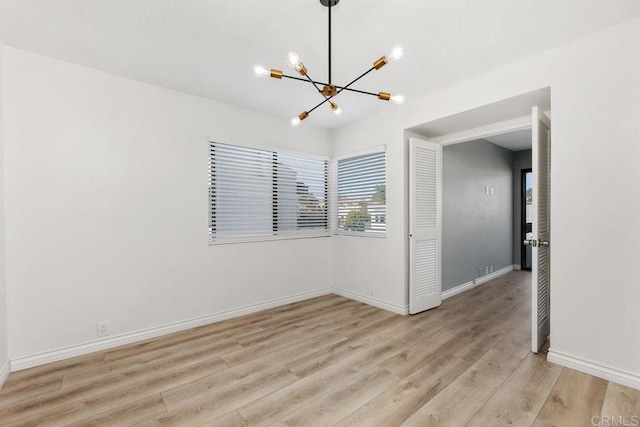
209, 142, 329, 244
337, 151, 386, 235
277, 153, 328, 232
214, 144, 274, 240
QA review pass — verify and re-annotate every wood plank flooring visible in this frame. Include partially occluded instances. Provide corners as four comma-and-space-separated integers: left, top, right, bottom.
1, 271, 638, 426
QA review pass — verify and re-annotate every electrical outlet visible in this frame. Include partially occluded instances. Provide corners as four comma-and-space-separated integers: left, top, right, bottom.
490, 265, 494, 273
490, 187, 494, 195
484, 186, 489, 195
97, 321, 110, 337
486, 266, 489, 275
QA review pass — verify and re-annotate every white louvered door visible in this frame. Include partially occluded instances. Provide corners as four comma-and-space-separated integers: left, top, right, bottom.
409, 137, 442, 314
531, 106, 551, 353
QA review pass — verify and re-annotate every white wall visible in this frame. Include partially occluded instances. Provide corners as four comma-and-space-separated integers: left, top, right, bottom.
0, 40, 9, 383
2, 47, 333, 362
332, 18, 640, 387
548, 18, 640, 384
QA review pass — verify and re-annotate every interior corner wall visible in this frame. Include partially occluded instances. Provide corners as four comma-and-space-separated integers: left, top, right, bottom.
0, 42, 9, 382
331, 45, 552, 314
330, 125, 409, 314
332, 17, 640, 386
442, 140, 514, 291
2, 47, 333, 362
512, 150, 532, 268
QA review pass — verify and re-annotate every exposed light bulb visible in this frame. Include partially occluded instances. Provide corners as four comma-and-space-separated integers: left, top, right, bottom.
389, 46, 404, 62
330, 102, 343, 116
287, 52, 301, 68
287, 51, 306, 74
253, 64, 269, 77
390, 94, 406, 105
291, 111, 309, 126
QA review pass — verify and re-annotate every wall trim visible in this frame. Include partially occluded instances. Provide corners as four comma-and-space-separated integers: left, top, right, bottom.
443, 265, 515, 300
0, 361, 10, 389
9, 288, 332, 372
442, 280, 476, 300
332, 287, 409, 316
548, 349, 640, 391
474, 265, 515, 286
514, 264, 522, 271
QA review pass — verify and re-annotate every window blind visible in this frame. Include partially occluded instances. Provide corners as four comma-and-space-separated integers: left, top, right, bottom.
336, 150, 386, 236
209, 142, 329, 244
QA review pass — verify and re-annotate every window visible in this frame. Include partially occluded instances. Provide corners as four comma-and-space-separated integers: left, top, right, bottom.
336, 149, 386, 236
209, 142, 329, 244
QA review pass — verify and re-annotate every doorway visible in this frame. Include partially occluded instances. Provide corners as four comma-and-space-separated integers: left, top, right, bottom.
407, 89, 552, 354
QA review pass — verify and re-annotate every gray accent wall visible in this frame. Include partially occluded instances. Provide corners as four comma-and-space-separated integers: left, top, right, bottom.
512, 150, 532, 267
443, 140, 514, 291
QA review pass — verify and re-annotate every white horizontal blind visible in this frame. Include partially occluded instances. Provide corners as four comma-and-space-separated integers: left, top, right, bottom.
209, 142, 329, 244
336, 150, 386, 236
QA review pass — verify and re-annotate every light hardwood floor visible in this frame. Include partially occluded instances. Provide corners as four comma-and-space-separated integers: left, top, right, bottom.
1, 271, 638, 426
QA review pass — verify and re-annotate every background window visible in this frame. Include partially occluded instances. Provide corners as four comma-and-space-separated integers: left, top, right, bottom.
336, 150, 386, 236
209, 142, 329, 244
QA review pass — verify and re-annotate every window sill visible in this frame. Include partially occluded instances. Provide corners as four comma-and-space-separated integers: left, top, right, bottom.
209, 233, 331, 246
333, 232, 386, 239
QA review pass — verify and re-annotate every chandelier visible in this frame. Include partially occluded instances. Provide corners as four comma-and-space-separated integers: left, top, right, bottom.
253, 0, 405, 127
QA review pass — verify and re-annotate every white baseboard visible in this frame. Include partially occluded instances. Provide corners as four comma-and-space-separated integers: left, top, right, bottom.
442, 265, 515, 300
442, 280, 476, 300
514, 264, 522, 271
332, 287, 409, 315
548, 349, 640, 391
10, 288, 332, 372
474, 265, 515, 286
0, 361, 10, 389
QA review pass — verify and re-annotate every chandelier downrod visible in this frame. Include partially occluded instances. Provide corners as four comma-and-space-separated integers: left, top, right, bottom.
328, 0, 332, 84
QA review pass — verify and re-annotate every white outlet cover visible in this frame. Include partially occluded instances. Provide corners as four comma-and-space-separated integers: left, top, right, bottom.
97, 321, 110, 337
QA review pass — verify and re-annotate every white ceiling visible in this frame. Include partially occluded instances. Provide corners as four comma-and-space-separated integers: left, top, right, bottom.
1, 1, 639, 129
484, 129, 533, 152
